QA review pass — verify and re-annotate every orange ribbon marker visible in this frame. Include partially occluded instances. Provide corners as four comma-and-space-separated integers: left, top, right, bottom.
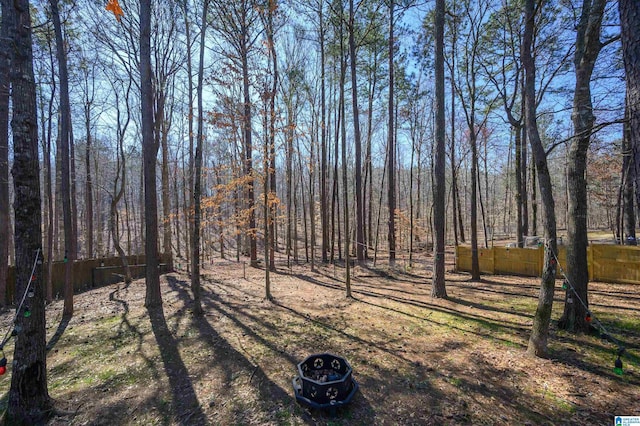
106, 0, 124, 22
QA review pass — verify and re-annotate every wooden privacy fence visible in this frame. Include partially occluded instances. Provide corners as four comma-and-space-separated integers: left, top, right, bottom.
455, 244, 640, 285
5, 253, 173, 302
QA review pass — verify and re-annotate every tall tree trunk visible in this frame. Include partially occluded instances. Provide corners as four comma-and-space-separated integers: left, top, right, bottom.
515, 125, 524, 246
348, 0, 365, 263
622, 93, 636, 244
560, 0, 606, 333
192, 0, 208, 315
265, 0, 278, 272
161, 101, 172, 264
7, 0, 51, 418
521, 106, 529, 237
432, 0, 447, 298
341, 58, 351, 297
50, 0, 74, 316
110, 82, 133, 284
242, 41, 257, 266
449, 9, 464, 245
331, 97, 340, 263
387, 0, 396, 266
181, 0, 194, 269
319, 3, 329, 262
0, 0, 10, 307
524, 0, 558, 358
70, 124, 78, 258
470, 131, 480, 280
619, 0, 640, 228
286, 106, 294, 266
84, 93, 94, 258
141, 0, 162, 307
44, 72, 55, 302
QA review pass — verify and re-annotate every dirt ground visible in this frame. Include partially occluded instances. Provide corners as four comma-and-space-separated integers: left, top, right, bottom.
0, 249, 638, 425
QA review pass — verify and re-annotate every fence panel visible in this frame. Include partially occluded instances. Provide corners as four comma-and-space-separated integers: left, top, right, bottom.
5, 253, 173, 302
456, 244, 640, 285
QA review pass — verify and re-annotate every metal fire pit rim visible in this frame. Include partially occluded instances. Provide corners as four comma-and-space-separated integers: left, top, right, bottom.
292, 375, 359, 410
296, 352, 353, 381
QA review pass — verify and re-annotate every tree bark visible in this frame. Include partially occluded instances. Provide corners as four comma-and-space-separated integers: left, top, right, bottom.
7, 0, 51, 418
619, 0, 640, 223
319, 3, 329, 263
387, 0, 396, 266
84, 83, 94, 259
242, 29, 257, 266
349, 0, 365, 263
50, 0, 74, 317
191, 0, 208, 316
523, 0, 558, 358
141, 0, 162, 307
560, 0, 606, 333
622, 93, 636, 244
265, 0, 278, 272
0, 0, 11, 307
432, 0, 447, 298
110, 82, 132, 284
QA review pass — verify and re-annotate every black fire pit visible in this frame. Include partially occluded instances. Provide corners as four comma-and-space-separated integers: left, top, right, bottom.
292, 353, 358, 410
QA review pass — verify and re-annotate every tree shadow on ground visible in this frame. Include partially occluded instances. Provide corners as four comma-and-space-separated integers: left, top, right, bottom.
197, 267, 578, 424
287, 270, 530, 334
165, 276, 325, 425
46, 314, 71, 352
148, 304, 208, 425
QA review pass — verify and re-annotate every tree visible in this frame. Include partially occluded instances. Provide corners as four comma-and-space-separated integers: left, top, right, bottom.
523, 0, 558, 358
619, 1, 640, 220
7, 0, 52, 419
560, 0, 608, 333
621, 93, 636, 244
431, 0, 446, 298
210, 0, 262, 266
482, 1, 525, 247
453, 0, 495, 280
260, 0, 279, 272
348, 0, 365, 263
192, 0, 209, 316
50, 0, 75, 317
105, 70, 134, 284
141, 0, 162, 307
0, 0, 11, 307
79, 50, 97, 259
387, 0, 396, 266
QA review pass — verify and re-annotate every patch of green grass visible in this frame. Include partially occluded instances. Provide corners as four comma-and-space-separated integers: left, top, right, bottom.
448, 376, 463, 387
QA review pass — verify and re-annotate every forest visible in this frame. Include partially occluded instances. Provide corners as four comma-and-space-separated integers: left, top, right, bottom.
1, 0, 639, 424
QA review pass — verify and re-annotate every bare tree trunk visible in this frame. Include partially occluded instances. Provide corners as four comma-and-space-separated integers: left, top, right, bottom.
243, 49, 257, 266
560, 0, 606, 333
50, 0, 74, 316
348, 0, 365, 264
524, 0, 558, 358
432, 0, 447, 298
84, 87, 94, 259
319, 3, 329, 263
110, 94, 132, 284
161, 102, 172, 263
191, 0, 209, 316
0, 0, 10, 307
265, 0, 278, 272
622, 94, 636, 244
515, 125, 524, 246
619, 0, 640, 234
7, 0, 51, 417
44, 72, 55, 302
141, 0, 162, 308
387, 0, 396, 266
